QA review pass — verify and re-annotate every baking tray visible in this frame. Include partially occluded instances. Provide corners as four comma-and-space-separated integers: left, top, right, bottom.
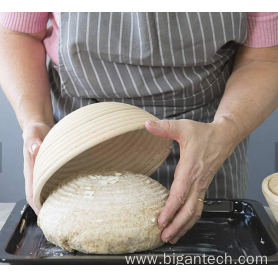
1, 199, 278, 264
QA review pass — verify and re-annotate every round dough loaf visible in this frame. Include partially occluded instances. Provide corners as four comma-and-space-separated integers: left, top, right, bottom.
38, 170, 169, 254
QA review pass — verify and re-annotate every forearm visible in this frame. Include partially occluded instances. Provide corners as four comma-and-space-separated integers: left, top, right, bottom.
0, 25, 53, 130
214, 45, 278, 145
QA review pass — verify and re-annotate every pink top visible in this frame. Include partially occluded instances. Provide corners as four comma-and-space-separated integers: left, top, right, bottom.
0, 12, 277, 66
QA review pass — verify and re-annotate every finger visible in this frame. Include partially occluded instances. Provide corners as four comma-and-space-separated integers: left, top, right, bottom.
169, 197, 204, 244
32, 144, 41, 157
145, 119, 182, 141
27, 196, 40, 215
168, 189, 206, 244
23, 147, 34, 202
24, 135, 42, 156
23, 147, 39, 215
161, 187, 200, 242
30, 201, 40, 215
158, 157, 196, 228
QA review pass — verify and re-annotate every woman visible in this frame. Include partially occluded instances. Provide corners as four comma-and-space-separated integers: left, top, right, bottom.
0, 12, 278, 245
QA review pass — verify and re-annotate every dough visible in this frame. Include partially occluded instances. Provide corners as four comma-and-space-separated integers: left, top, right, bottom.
38, 170, 169, 254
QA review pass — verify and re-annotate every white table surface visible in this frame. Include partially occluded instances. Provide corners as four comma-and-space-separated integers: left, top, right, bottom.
0, 203, 15, 231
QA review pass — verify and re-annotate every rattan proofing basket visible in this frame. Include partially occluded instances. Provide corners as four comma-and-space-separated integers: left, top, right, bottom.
262, 173, 278, 223
33, 102, 173, 210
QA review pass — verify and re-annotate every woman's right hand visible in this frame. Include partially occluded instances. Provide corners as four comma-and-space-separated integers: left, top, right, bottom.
22, 122, 51, 215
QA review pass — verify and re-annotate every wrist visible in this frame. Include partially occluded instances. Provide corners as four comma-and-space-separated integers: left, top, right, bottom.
21, 118, 52, 132
16, 96, 53, 131
210, 114, 246, 151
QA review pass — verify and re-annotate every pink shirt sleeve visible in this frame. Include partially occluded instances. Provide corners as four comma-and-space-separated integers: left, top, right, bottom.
245, 12, 278, 48
1, 12, 277, 54
0, 12, 49, 33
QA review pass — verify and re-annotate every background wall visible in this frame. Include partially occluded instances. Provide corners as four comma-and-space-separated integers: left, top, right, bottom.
0, 86, 277, 205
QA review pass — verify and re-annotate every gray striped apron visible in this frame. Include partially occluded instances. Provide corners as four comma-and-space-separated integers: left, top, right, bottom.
48, 12, 249, 199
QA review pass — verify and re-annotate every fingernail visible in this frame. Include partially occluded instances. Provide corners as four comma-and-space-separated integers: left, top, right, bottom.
31, 143, 39, 154
158, 218, 168, 228
170, 237, 179, 244
147, 120, 158, 127
164, 238, 169, 243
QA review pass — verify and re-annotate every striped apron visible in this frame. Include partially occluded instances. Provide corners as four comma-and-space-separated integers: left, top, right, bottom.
48, 12, 249, 199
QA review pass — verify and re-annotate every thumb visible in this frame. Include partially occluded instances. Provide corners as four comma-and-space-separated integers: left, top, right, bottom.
145, 119, 181, 140
24, 135, 42, 156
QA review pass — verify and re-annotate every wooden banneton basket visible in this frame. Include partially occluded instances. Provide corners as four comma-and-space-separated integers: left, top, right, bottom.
33, 102, 173, 210
262, 173, 278, 223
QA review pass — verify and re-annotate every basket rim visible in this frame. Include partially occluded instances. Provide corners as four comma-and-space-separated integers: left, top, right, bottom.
33, 102, 173, 210
262, 173, 278, 203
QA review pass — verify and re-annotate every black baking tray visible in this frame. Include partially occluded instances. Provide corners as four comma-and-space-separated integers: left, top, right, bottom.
1, 199, 278, 264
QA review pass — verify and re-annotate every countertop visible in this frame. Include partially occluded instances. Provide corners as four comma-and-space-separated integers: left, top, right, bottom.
0, 203, 15, 231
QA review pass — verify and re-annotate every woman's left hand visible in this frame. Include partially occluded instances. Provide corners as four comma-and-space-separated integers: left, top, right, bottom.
145, 118, 240, 244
